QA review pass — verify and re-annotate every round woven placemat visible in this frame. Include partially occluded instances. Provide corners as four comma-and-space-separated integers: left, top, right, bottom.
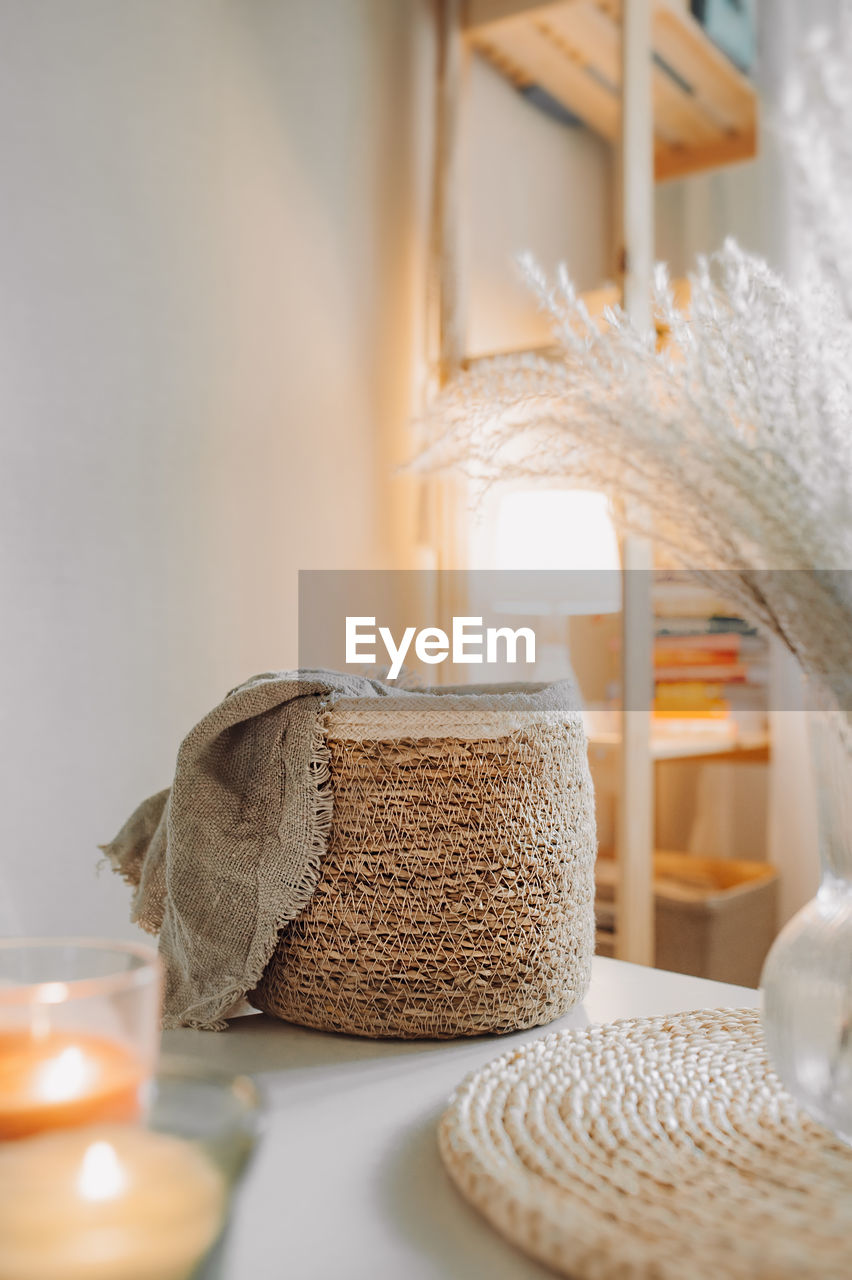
439, 1008, 852, 1279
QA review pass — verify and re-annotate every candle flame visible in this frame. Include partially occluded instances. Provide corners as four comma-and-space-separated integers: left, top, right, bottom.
36, 981, 69, 1005
34, 1045, 97, 1102
77, 1141, 127, 1201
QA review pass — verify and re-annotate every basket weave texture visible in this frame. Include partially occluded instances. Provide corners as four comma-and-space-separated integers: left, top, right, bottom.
439, 1007, 852, 1279
252, 689, 596, 1038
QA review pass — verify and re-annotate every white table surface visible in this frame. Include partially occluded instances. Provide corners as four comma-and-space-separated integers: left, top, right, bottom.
164, 958, 761, 1280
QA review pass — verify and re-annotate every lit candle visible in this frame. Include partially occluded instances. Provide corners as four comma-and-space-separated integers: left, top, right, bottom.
0, 1031, 146, 1140
0, 1124, 227, 1280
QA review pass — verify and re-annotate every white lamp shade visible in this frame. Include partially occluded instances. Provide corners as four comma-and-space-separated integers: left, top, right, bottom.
472, 488, 622, 615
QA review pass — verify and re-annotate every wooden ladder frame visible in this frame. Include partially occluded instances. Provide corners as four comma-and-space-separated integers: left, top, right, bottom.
428, 0, 656, 964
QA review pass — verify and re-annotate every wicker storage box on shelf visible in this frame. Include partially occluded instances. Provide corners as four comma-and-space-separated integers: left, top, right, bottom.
251, 683, 596, 1039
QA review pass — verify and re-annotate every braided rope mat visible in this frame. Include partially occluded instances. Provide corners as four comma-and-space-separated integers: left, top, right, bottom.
439, 1008, 852, 1279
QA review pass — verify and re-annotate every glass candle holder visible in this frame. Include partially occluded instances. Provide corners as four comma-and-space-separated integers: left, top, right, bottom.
0, 1059, 263, 1280
148, 1056, 263, 1187
0, 938, 162, 1140
151, 1057, 264, 1279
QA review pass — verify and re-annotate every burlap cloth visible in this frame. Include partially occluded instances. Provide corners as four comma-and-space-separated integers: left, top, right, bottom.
102, 670, 396, 1029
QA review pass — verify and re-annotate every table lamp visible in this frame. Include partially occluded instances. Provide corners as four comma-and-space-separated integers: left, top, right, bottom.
468, 487, 622, 682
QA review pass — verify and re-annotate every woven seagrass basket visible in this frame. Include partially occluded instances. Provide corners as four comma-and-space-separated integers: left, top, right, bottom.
251, 683, 596, 1039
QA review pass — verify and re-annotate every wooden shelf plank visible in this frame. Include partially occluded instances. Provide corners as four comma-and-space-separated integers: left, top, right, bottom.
468, 0, 558, 25
652, 736, 770, 765
467, 0, 758, 182
651, 0, 755, 132
586, 728, 771, 764
461, 343, 559, 369
544, 2, 722, 148
654, 126, 757, 181
473, 13, 621, 140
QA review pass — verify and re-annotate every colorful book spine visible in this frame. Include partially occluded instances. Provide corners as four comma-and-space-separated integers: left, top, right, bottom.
655, 663, 748, 683
654, 616, 758, 636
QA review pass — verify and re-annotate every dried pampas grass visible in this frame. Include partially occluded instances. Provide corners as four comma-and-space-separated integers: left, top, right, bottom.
419, 19, 852, 744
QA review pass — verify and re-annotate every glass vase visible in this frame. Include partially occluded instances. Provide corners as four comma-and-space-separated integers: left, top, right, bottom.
761, 709, 852, 1143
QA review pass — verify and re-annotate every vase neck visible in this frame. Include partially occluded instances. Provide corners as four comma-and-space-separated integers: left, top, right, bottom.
810, 712, 852, 885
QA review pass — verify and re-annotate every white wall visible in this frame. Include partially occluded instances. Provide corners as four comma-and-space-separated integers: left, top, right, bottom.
0, 0, 434, 937
0, 1, 613, 938
465, 57, 612, 355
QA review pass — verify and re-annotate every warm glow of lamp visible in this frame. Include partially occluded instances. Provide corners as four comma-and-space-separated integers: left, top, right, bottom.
492, 488, 621, 581
472, 487, 622, 616
466, 486, 621, 683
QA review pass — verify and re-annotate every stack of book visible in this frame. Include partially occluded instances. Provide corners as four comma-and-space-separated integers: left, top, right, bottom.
652, 577, 769, 738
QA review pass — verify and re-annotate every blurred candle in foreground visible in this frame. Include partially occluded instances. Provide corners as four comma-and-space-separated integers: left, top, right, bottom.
0, 1124, 227, 1280
0, 939, 161, 1140
0, 1030, 145, 1140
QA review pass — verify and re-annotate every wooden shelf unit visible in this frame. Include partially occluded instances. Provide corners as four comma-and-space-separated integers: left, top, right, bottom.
428, 0, 762, 966
466, 0, 757, 181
